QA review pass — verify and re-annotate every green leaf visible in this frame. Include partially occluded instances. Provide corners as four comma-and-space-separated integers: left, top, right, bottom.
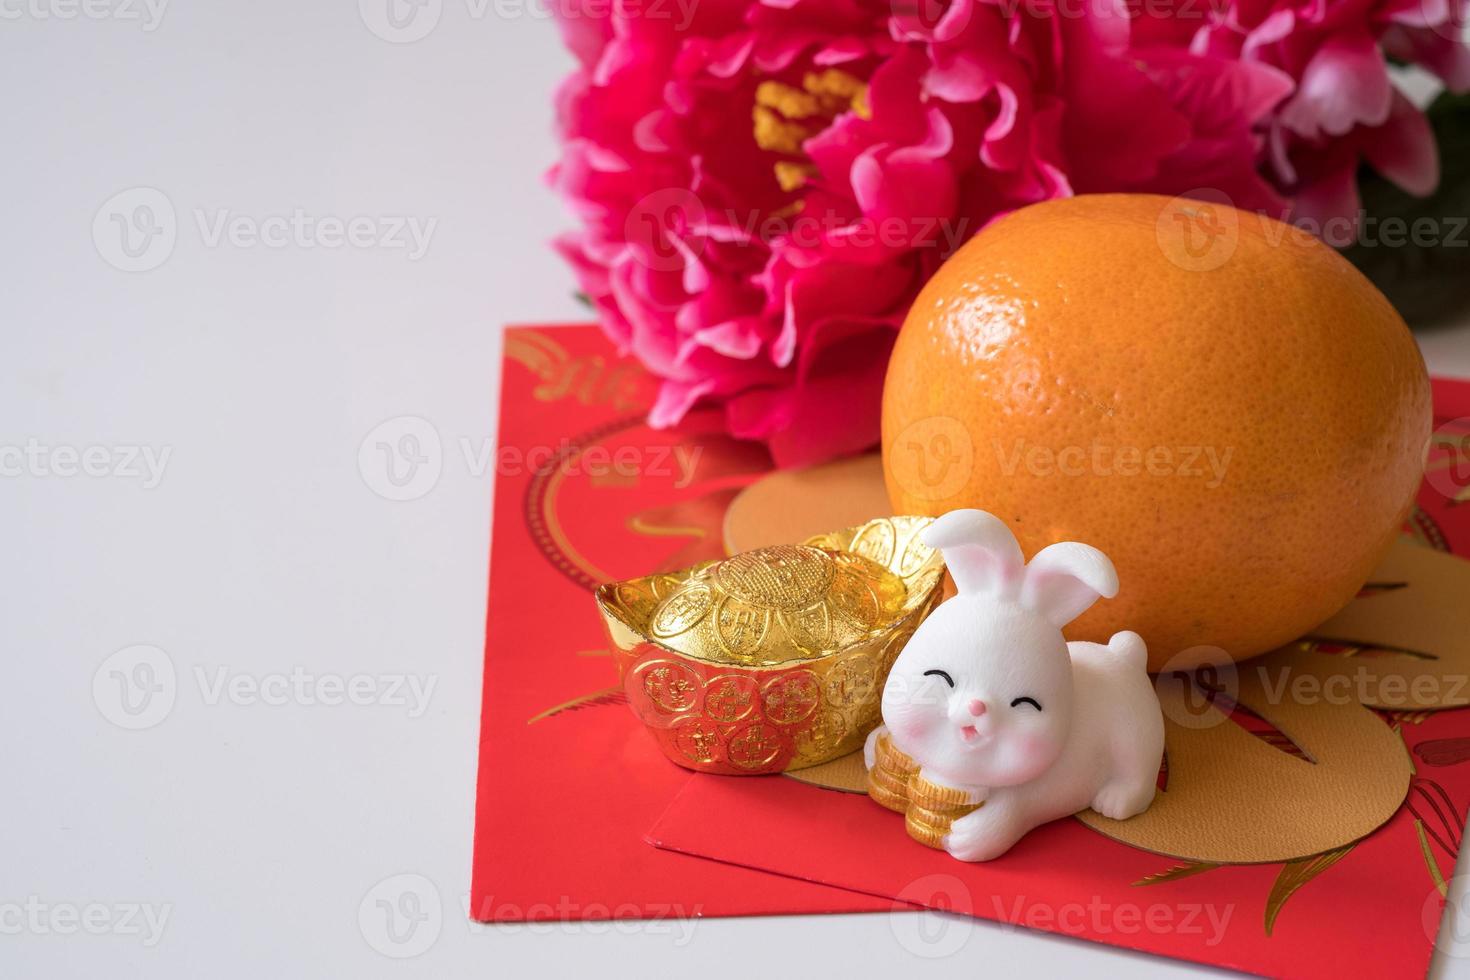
1346, 91, 1470, 327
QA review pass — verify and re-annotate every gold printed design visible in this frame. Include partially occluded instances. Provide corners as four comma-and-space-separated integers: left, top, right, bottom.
848, 518, 897, 568
828, 569, 881, 630
897, 532, 936, 578
715, 545, 835, 611
704, 675, 760, 724
762, 671, 821, 726
714, 596, 772, 660
525, 685, 629, 726
824, 654, 877, 709
671, 717, 723, 765
1263, 845, 1354, 936
635, 661, 701, 715
781, 603, 833, 653
651, 584, 713, 639
504, 329, 645, 411
727, 722, 788, 771
1132, 862, 1221, 886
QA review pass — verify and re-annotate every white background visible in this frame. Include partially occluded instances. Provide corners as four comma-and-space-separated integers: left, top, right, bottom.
5, 2, 1470, 977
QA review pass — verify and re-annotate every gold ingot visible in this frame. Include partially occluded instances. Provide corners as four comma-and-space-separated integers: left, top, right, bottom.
866, 731, 983, 849
596, 517, 945, 775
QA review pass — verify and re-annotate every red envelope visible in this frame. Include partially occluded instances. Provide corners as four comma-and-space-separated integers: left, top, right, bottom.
470, 325, 897, 921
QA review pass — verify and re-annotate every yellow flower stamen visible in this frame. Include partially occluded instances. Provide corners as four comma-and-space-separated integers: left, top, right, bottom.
774, 161, 819, 192
753, 69, 870, 190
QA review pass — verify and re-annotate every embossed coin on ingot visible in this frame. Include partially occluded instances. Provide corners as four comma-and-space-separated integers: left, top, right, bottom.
594, 517, 945, 775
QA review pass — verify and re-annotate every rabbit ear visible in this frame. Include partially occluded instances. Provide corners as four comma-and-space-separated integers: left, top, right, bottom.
1019, 542, 1119, 628
920, 510, 1025, 599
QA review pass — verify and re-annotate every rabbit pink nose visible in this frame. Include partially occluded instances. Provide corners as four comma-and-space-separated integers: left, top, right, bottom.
967, 699, 987, 717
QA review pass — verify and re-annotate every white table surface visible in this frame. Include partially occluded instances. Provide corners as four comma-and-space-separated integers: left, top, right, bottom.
6, 5, 1470, 978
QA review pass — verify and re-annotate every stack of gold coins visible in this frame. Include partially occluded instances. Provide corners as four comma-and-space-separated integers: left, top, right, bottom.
865, 731, 918, 812
904, 773, 982, 849
866, 731, 982, 849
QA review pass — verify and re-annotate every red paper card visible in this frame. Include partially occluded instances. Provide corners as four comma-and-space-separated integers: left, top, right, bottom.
470, 325, 897, 921
471, 324, 1470, 976
647, 378, 1470, 978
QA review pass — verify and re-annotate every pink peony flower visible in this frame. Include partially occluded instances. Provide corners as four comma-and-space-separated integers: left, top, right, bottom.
550, 0, 1465, 467
1138, 0, 1470, 242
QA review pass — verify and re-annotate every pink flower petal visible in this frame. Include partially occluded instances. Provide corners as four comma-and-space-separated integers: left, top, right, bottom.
1279, 33, 1393, 138
1363, 91, 1439, 196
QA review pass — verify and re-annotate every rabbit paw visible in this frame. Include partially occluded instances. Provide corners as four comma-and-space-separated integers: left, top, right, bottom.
943, 805, 1024, 862
863, 725, 888, 771
1090, 780, 1155, 821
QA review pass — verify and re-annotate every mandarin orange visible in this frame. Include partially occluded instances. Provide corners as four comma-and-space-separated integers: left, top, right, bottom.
882, 193, 1432, 670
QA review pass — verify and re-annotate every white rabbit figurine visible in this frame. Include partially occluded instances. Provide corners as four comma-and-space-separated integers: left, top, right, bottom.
865, 509, 1164, 862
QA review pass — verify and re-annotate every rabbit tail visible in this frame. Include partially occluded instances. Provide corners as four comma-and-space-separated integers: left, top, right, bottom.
1107, 630, 1148, 670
